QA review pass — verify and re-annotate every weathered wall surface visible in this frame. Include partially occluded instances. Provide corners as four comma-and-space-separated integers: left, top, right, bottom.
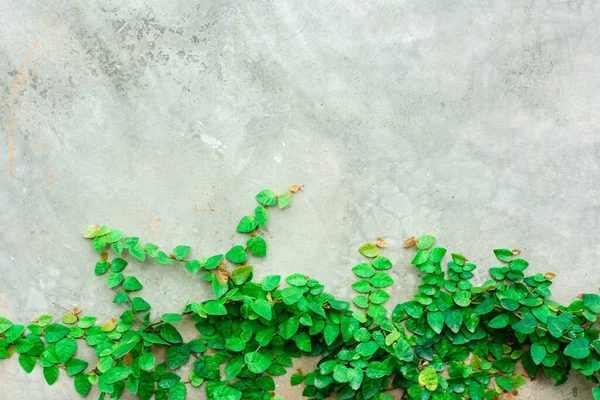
1, 1, 599, 398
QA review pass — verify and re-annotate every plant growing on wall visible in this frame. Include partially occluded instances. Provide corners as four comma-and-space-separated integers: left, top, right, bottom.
1, 186, 600, 400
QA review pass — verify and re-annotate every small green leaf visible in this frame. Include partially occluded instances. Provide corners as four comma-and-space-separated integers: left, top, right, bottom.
564, 338, 590, 359
281, 287, 304, 305
66, 358, 88, 376
352, 263, 375, 278
56, 337, 77, 364
226, 245, 247, 263
278, 192, 291, 209
43, 365, 59, 385
139, 352, 155, 370
291, 372, 305, 386
45, 324, 70, 343
231, 265, 253, 285
473, 298, 495, 315
123, 276, 143, 291
427, 311, 444, 334
494, 248, 513, 262
213, 386, 242, 400
286, 273, 308, 286
236, 216, 258, 233
352, 280, 372, 293
255, 189, 277, 206
0, 317, 13, 334
370, 272, 393, 288
131, 297, 151, 311
453, 291, 471, 307
372, 256, 392, 270
488, 313, 510, 329
74, 373, 91, 397
444, 308, 463, 333
369, 290, 390, 304
531, 342, 547, 365
129, 244, 145, 261
358, 243, 378, 258
418, 366, 438, 391
251, 299, 272, 321
255, 206, 268, 227
185, 260, 202, 274
173, 245, 191, 260
262, 275, 280, 291
19, 354, 36, 373
204, 300, 227, 316
512, 314, 536, 335
583, 294, 600, 313
247, 236, 267, 257
169, 382, 187, 400
416, 235, 436, 250
83, 225, 100, 238
244, 352, 272, 373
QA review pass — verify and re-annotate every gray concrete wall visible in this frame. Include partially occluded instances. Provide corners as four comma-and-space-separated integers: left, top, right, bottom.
1, 0, 599, 399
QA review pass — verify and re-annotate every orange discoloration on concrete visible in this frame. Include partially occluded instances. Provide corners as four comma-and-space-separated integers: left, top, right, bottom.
140, 205, 158, 235
44, 167, 53, 186
3, 0, 60, 176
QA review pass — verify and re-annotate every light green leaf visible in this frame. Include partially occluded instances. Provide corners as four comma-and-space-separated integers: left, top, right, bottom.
278, 192, 291, 209
129, 244, 145, 261
244, 352, 272, 373
43, 365, 59, 385
352, 262, 375, 278
427, 311, 444, 334
83, 225, 100, 238
370, 272, 393, 288
531, 342, 547, 365
231, 265, 253, 285
251, 299, 272, 321
358, 243, 378, 258
213, 386, 242, 400
418, 366, 438, 391
19, 354, 36, 373
255, 189, 277, 206
494, 248, 513, 262
255, 206, 268, 228
416, 235, 436, 250
564, 338, 590, 359
261, 275, 280, 291
173, 245, 191, 261
204, 300, 227, 316
123, 276, 143, 291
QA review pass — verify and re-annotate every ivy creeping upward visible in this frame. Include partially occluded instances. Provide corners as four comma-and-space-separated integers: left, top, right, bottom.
2, 185, 600, 400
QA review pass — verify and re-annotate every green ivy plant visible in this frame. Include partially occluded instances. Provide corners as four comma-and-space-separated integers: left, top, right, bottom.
1, 186, 600, 400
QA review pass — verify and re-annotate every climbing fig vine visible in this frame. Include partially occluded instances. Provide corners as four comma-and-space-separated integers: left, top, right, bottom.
1, 185, 600, 400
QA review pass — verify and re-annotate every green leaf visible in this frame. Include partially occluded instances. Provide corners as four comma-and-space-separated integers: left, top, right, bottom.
369, 290, 390, 304
494, 248, 513, 262
204, 300, 227, 315
139, 352, 155, 370
531, 342, 547, 365
56, 337, 77, 364
323, 323, 340, 345
156, 251, 173, 265
45, 324, 70, 343
43, 365, 59, 385
173, 245, 191, 260
129, 244, 146, 261
488, 313, 510, 329
444, 308, 463, 333
244, 352, 272, 373
203, 254, 222, 270
512, 314, 536, 335
473, 298, 495, 315
100, 366, 130, 384
351, 280, 372, 293
132, 297, 151, 311
583, 294, 600, 313
185, 260, 202, 274
213, 386, 242, 400
291, 372, 305, 386
427, 311, 444, 334
281, 287, 304, 305
286, 273, 308, 286
78, 316, 97, 329
370, 272, 393, 288
593, 388, 600, 400
279, 316, 299, 339
352, 262, 375, 278
372, 256, 392, 270
123, 276, 143, 291
278, 192, 291, 209
83, 224, 100, 238
255, 206, 268, 228
453, 291, 471, 307
19, 354, 36, 373
66, 358, 88, 376
231, 265, 253, 285
255, 189, 277, 206
169, 382, 187, 400
262, 275, 280, 291
564, 338, 590, 359
247, 236, 267, 257
92, 235, 107, 252
74, 374, 91, 397
251, 299, 272, 321
236, 216, 258, 233
226, 245, 247, 263
418, 366, 438, 391
0, 317, 13, 334
429, 247, 447, 263
347, 367, 364, 390
358, 243, 378, 258
107, 272, 124, 288
416, 235, 436, 250
159, 372, 181, 388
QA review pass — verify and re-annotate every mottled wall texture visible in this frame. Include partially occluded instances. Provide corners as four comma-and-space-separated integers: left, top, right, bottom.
1, 0, 600, 398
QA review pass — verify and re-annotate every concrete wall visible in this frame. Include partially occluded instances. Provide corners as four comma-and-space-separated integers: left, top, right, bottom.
1, 1, 599, 398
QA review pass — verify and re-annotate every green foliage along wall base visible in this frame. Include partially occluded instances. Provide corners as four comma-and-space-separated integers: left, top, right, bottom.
1, 186, 600, 400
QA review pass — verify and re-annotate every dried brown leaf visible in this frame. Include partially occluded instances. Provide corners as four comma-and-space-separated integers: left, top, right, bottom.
72, 307, 82, 315
512, 249, 521, 256
289, 184, 304, 193
544, 272, 556, 280
100, 252, 109, 261
376, 237, 389, 248
216, 266, 229, 286
402, 236, 416, 248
